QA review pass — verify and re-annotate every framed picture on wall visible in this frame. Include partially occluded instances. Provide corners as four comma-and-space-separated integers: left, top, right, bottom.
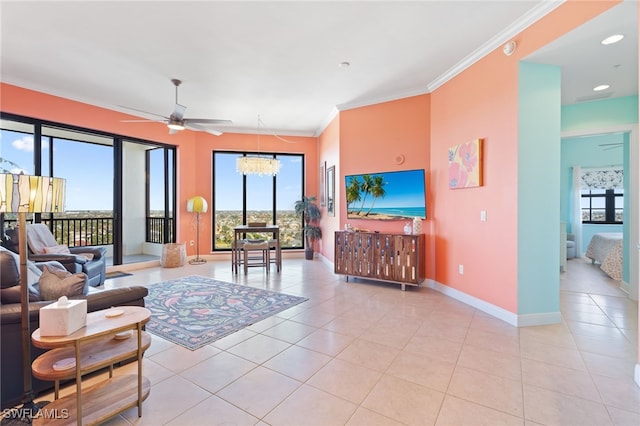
327, 165, 335, 216
320, 161, 326, 206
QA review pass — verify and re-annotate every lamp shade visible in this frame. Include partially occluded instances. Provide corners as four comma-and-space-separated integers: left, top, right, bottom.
0, 173, 66, 213
187, 196, 208, 213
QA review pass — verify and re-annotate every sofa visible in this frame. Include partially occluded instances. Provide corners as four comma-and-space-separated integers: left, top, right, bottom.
0, 248, 148, 410
3, 225, 107, 287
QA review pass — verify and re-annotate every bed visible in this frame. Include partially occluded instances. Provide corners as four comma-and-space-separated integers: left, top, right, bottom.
585, 232, 623, 280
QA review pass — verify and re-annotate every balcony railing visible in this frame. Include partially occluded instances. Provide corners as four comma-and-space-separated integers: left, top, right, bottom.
1, 216, 174, 247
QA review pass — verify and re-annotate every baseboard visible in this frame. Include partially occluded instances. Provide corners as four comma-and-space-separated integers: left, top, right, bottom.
619, 279, 630, 296
426, 279, 561, 327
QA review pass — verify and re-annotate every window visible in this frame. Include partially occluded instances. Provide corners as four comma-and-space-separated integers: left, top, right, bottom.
581, 188, 624, 224
212, 151, 303, 250
580, 167, 624, 224
1, 113, 176, 266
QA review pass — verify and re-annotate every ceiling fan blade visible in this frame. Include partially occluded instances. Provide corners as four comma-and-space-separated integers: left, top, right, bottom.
185, 122, 223, 136
171, 103, 187, 120
117, 105, 169, 120
184, 118, 232, 125
121, 119, 166, 123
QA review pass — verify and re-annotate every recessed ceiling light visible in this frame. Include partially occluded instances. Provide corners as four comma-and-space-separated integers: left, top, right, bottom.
593, 84, 610, 92
601, 34, 624, 45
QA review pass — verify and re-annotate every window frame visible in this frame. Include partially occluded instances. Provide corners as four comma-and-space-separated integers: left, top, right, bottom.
581, 188, 624, 224
212, 150, 304, 251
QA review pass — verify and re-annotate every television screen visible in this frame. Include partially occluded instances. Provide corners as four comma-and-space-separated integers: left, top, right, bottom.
345, 169, 427, 220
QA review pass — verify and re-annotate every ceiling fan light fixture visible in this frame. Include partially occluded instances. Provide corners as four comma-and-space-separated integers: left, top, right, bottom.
167, 120, 185, 131
601, 34, 624, 45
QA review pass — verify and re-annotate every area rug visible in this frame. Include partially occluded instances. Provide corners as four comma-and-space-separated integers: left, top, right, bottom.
105, 271, 133, 280
144, 275, 308, 350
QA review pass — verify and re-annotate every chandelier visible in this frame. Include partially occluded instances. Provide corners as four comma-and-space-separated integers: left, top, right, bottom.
236, 115, 281, 176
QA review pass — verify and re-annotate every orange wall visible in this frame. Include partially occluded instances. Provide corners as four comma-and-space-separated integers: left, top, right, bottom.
320, 0, 619, 315
0, 83, 318, 256
318, 114, 340, 260
335, 94, 431, 265
429, 0, 619, 312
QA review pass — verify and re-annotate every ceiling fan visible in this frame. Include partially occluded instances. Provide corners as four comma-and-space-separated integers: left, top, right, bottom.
121, 78, 232, 136
599, 142, 623, 151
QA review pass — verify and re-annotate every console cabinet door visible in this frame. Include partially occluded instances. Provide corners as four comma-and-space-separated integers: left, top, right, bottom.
394, 235, 420, 284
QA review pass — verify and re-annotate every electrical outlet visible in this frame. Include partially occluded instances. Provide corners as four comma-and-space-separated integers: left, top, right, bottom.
480, 210, 487, 222
190, 240, 195, 246
458, 264, 464, 275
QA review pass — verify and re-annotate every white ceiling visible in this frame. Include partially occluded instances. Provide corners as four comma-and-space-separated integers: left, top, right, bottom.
0, 1, 637, 137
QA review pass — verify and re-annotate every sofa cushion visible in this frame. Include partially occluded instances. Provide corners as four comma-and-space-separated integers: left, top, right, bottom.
38, 266, 87, 301
43, 244, 71, 254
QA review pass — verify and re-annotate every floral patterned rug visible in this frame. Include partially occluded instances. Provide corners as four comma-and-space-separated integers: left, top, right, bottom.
144, 275, 308, 350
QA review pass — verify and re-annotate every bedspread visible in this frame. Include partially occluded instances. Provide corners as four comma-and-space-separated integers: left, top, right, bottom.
585, 232, 623, 280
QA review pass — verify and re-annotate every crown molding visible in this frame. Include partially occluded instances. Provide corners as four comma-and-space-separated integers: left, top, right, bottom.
428, 0, 565, 92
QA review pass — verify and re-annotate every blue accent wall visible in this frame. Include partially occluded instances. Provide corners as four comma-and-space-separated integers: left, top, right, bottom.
560, 96, 637, 284
518, 62, 561, 316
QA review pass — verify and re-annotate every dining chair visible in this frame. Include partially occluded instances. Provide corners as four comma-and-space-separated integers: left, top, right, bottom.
243, 241, 270, 274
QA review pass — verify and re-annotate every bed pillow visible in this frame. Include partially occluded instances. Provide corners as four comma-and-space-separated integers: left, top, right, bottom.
38, 266, 87, 301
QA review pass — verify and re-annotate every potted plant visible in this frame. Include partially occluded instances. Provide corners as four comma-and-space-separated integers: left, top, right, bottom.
294, 196, 322, 260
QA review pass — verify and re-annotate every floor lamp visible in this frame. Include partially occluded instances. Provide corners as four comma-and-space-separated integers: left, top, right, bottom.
0, 173, 66, 423
187, 196, 207, 265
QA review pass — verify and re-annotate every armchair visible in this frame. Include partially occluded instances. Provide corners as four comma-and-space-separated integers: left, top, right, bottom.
3, 224, 107, 287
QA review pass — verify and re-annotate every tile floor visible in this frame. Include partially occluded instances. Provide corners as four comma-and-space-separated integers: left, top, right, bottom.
39, 256, 639, 425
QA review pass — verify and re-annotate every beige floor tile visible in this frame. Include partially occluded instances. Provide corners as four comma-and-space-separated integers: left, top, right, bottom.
216, 366, 301, 418
226, 333, 291, 364
435, 395, 523, 426
263, 344, 332, 381
337, 338, 400, 372
52, 253, 637, 426
121, 374, 211, 425
414, 317, 469, 343
386, 350, 455, 392
297, 328, 354, 356
264, 384, 357, 426
591, 373, 640, 414
523, 384, 612, 425
403, 334, 463, 362
362, 374, 444, 425
210, 327, 258, 350
165, 395, 260, 425
581, 351, 638, 380
346, 407, 405, 426
519, 338, 587, 371
260, 319, 318, 343
521, 358, 601, 402
245, 315, 285, 333
448, 366, 523, 417
289, 307, 336, 327
322, 313, 372, 337
456, 344, 521, 381
307, 358, 381, 404
147, 342, 220, 373
179, 351, 257, 393
464, 326, 520, 357
607, 406, 640, 426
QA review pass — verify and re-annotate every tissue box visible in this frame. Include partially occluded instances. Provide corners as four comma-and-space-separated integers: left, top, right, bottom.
39, 299, 87, 336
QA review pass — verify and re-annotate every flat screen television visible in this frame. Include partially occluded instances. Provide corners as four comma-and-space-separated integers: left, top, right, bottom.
345, 168, 427, 220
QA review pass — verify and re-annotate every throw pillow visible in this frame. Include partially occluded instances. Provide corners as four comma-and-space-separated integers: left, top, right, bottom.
38, 266, 87, 301
43, 245, 71, 254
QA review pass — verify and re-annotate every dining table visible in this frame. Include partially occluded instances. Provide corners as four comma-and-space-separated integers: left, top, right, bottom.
232, 224, 281, 273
